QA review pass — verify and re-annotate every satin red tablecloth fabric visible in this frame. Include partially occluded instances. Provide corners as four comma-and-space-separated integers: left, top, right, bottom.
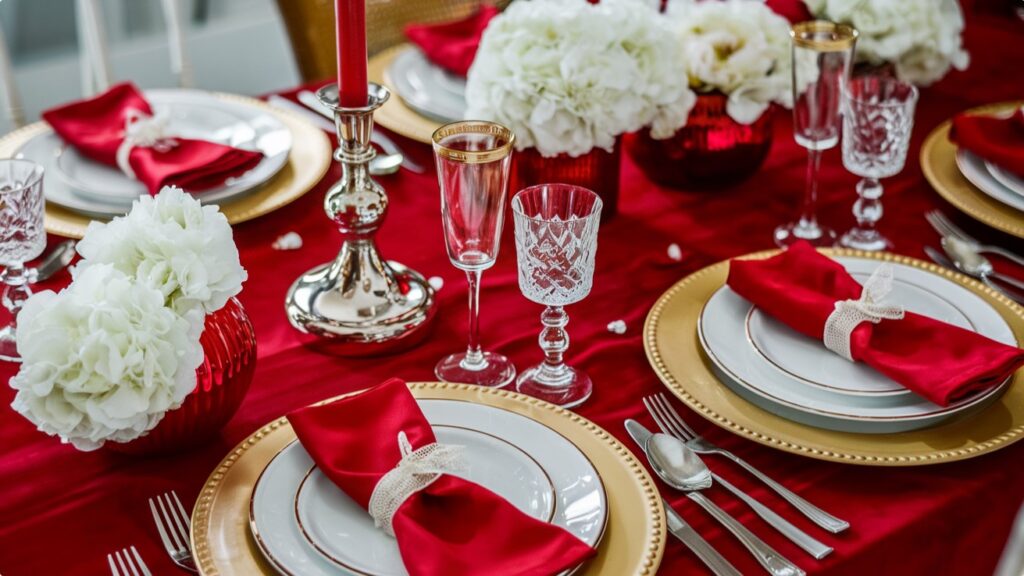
3, 4, 1024, 575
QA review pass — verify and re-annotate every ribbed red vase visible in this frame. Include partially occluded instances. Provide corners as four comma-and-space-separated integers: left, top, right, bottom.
626, 92, 774, 190
107, 297, 257, 456
513, 144, 620, 221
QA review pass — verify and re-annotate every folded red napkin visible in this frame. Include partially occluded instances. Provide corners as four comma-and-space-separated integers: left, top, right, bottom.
42, 82, 264, 194
765, 0, 815, 23
404, 5, 499, 77
950, 108, 1024, 179
727, 241, 1024, 406
287, 378, 596, 576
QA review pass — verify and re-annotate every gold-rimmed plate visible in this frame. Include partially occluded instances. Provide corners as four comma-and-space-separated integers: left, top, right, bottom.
644, 248, 1024, 466
0, 92, 332, 239
921, 101, 1024, 239
370, 44, 446, 145
192, 382, 664, 576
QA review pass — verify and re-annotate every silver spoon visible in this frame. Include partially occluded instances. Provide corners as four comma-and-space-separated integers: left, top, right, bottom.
647, 432, 805, 576
941, 236, 1024, 293
31, 240, 76, 282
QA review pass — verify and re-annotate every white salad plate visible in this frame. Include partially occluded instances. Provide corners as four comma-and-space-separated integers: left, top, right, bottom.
15, 89, 292, 218
956, 149, 1024, 212
250, 398, 608, 576
698, 256, 1014, 434
386, 47, 466, 124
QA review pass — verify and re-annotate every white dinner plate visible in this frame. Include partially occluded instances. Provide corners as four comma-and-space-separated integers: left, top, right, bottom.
698, 256, 1015, 433
987, 161, 1024, 198
386, 47, 466, 124
15, 89, 292, 218
250, 399, 608, 576
956, 149, 1024, 212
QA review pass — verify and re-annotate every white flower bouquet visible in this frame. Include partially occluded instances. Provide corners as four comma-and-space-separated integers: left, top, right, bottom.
805, 0, 969, 85
9, 187, 247, 451
465, 0, 696, 157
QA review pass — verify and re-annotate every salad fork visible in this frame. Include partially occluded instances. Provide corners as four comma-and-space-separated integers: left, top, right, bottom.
108, 546, 151, 576
644, 394, 849, 534
925, 210, 1024, 268
149, 490, 198, 573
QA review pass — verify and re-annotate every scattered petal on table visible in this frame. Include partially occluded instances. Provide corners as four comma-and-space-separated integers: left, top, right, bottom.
607, 320, 627, 334
428, 276, 445, 291
273, 231, 303, 250
667, 243, 684, 262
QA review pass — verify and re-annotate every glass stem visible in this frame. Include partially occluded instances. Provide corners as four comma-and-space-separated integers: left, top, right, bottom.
798, 148, 823, 231
536, 306, 571, 386
853, 177, 883, 234
1, 264, 32, 330
461, 268, 486, 370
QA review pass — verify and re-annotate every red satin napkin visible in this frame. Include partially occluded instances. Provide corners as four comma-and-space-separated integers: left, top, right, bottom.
765, 0, 815, 23
404, 5, 499, 77
727, 241, 1024, 406
950, 108, 1024, 178
287, 378, 597, 576
42, 82, 264, 194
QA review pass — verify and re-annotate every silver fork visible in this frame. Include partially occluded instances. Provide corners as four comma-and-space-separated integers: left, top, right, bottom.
646, 394, 850, 534
107, 546, 152, 576
149, 491, 198, 573
925, 210, 1024, 268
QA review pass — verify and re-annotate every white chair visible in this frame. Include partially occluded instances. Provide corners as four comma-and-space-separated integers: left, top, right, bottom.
0, 24, 25, 128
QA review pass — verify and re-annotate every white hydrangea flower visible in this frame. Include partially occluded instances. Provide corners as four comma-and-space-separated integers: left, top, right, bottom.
75, 186, 247, 316
465, 0, 696, 156
808, 0, 969, 85
10, 264, 204, 451
665, 0, 795, 125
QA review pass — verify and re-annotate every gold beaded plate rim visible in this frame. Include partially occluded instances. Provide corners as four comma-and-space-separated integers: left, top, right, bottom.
371, 44, 446, 145
0, 92, 332, 239
644, 248, 1024, 466
921, 101, 1024, 240
190, 382, 666, 576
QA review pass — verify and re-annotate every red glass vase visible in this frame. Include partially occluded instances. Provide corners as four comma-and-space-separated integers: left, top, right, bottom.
107, 297, 257, 456
625, 92, 774, 190
513, 143, 620, 221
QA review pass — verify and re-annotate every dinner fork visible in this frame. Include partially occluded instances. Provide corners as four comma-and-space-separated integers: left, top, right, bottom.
644, 394, 850, 534
925, 210, 1024, 268
107, 546, 151, 576
149, 491, 198, 573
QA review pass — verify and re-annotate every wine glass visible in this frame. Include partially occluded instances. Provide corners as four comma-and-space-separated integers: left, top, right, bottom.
774, 21, 858, 248
432, 121, 516, 387
839, 75, 918, 251
0, 159, 46, 362
512, 184, 602, 409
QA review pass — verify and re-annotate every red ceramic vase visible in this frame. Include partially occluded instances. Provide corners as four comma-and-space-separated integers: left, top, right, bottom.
626, 92, 774, 190
107, 297, 257, 455
513, 143, 620, 221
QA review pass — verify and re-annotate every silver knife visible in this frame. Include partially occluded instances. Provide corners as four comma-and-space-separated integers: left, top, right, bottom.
625, 421, 742, 576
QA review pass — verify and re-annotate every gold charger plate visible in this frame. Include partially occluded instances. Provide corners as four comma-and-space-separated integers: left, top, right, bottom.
0, 92, 332, 239
370, 44, 445, 145
921, 100, 1024, 240
191, 382, 665, 576
644, 248, 1024, 466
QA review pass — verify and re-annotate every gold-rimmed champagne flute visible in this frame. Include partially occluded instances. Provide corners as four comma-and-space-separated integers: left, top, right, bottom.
774, 21, 857, 248
432, 121, 516, 387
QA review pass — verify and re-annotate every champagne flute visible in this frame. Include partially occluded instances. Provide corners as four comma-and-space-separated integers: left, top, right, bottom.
774, 21, 857, 248
0, 159, 45, 362
432, 121, 516, 387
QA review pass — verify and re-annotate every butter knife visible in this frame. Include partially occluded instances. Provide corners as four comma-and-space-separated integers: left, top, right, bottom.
663, 498, 742, 576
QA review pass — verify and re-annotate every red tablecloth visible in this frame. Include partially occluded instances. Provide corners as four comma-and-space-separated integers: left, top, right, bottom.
3, 6, 1024, 576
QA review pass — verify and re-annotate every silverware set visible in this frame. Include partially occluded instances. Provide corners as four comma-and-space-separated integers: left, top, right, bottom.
108, 490, 197, 575
626, 393, 849, 575
925, 210, 1024, 303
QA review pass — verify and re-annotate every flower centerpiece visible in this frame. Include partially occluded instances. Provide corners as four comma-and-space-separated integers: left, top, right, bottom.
9, 187, 256, 453
466, 0, 694, 217
803, 0, 969, 85
627, 0, 796, 189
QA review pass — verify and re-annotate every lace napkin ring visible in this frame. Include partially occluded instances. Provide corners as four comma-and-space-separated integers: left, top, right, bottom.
116, 108, 178, 180
367, 431, 466, 537
822, 264, 905, 361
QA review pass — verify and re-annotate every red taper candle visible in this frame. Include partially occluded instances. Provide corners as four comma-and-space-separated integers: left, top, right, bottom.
336, 0, 368, 107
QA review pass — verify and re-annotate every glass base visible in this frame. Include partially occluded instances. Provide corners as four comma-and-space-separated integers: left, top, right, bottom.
0, 325, 20, 363
840, 228, 891, 252
435, 351, 515, 388
774, 221, 837, 248
516, 365, 592, 409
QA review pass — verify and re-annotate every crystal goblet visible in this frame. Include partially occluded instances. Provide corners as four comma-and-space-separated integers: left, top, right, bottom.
512, 184, 602, 409
775, 21, 858, 248
0, 159, 46, 362
432, 121, 516, 387
839, 75, 918, 251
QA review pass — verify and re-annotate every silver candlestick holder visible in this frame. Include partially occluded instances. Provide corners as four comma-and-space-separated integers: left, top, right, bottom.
285, 83, 436, 354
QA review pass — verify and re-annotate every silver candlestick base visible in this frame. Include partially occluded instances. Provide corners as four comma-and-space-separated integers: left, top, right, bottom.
285, 83, 436, 355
